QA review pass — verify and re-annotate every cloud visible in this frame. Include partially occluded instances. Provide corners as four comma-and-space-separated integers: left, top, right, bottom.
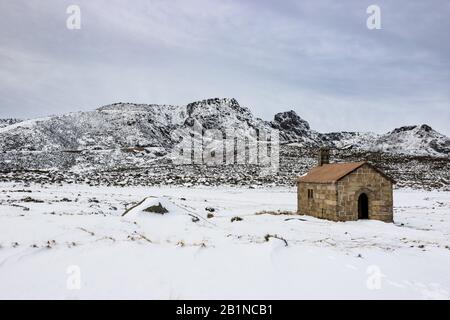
0, 0, 449, 134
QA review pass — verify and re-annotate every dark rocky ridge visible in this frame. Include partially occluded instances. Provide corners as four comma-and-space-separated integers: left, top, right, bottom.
0, 118, 22, 128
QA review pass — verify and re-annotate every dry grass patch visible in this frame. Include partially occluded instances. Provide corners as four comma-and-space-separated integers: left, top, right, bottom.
255, 210, 295, 216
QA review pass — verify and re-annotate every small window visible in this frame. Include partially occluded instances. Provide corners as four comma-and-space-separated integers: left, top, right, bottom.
307, 189, 314, 199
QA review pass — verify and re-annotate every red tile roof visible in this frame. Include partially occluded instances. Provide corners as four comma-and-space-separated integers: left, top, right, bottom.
297, 161, 367, 183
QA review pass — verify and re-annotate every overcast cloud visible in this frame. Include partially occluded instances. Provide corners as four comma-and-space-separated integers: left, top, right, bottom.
0, 0, 449, 134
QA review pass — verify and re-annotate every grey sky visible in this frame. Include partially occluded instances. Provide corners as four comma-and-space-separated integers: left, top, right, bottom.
0, 0, 449, 134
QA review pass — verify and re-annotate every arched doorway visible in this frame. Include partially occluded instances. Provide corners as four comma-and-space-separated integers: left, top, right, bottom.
358, 193, 369, 219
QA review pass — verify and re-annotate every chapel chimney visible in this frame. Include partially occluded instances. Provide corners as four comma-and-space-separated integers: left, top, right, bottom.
318, 147, 330, 166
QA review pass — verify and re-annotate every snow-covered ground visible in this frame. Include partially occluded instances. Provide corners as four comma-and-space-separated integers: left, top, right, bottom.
0, 182, 449, 299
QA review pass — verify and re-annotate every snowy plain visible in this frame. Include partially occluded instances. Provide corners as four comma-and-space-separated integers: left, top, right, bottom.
0, 182, 449, 300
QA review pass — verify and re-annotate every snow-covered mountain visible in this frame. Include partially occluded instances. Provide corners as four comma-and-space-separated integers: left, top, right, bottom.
0, 104, 185, 152
320, 125, 450, 156
373, 125, 450, 156
0, 98, 449, 158
0, 98, 267, 152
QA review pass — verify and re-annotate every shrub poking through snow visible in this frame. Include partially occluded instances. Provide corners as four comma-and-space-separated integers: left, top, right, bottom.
231, 216, 243, 222
190, 214, 200, 222
264, 234, 288, 247
46, 240, 56, 249
177, 240, 185, 247
143, 202, 168, 214
207, 213, 214, 219
255, 210, 294, 216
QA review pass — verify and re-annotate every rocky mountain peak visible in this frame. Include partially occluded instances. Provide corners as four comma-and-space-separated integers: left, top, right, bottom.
0, 99, 449, 159
271, 110, 310, 131
391, 124, 433, 135
0, 118, 23, 129
184, 98, 255, 129
419, 124, 432, 132
186, 98, 250, 116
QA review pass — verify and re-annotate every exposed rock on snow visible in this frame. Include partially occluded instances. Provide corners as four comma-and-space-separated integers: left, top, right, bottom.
143, 202, 169, 214
122, 197, 184, 217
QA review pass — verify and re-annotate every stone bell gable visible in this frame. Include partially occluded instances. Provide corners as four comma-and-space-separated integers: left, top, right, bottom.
297, 151, 395, 222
